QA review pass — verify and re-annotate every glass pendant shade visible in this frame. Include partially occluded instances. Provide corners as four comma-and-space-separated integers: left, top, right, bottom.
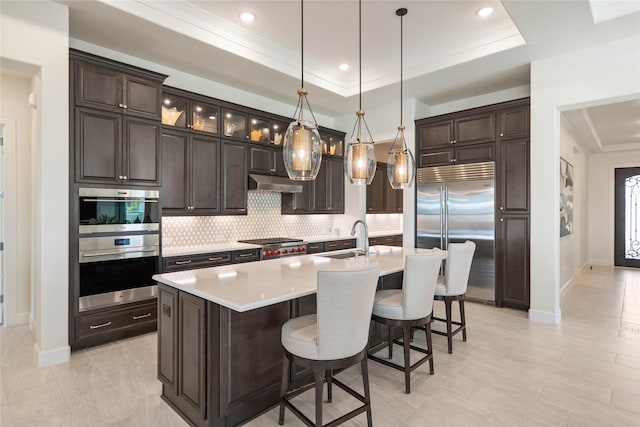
344, 110, 376, 185
387, 126, 415, 189
283, 117, 322, 181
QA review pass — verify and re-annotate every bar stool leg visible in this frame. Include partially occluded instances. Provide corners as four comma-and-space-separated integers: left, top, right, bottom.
445, 297, 453, 354
326, 369, 333, 403
402, 324, 411, 394
361, 356, 373, 427
313, 365, 324, 427
278, 356, 289, 425
460, 299, 467, 342
425, 319, 434, 374
388, 324, 393, 359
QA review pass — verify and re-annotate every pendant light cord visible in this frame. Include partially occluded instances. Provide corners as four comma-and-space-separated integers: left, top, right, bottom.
301, 0, 304, 89
400, 10, 403, 126
359, 0, 362, 111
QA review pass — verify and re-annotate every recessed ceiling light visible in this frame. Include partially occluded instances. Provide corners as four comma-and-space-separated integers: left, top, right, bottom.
476, 7, 494, 17
240, 12, 255, 23
338, 63, 350, 71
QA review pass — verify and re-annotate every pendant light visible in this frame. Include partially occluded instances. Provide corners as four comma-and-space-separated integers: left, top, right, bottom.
344, 0, 377, 185
283, 0, 322, 181
387, 7, 415, 190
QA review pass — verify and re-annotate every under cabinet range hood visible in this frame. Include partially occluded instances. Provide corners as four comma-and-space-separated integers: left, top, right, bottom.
248, 174, 303, 193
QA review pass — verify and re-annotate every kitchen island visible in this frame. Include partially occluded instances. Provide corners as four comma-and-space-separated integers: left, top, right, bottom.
153, 246, 434, 427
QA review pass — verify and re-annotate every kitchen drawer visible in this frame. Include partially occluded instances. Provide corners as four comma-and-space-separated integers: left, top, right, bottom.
305, 242, 325, 254
324, 239, 356, 252
369, 235, 402, 247
164, 251, 233, 272
233, 248, 260, 263
75, 300, 157, 344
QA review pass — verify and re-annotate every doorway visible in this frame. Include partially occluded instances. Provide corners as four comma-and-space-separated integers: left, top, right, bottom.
615, 167, 640, 268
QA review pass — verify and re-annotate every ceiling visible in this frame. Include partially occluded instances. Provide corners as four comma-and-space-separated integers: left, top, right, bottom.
56, 0, 640, 152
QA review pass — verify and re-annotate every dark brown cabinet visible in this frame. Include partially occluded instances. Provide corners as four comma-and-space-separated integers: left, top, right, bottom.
163, 251, 233, 272
248, 145, 286, 177
369, 234, 403, 247
282, 155, 345, 214
161, 88, 220, 136
71, 50, 166, 187
418, 142, 495, 167
161, 130, 220, 215
417, 112, 495, 150
75, 108, 161, 186
497, 216, 530, 309
158, 286, 208, 426
221, 142, 248, 215
415, 97, 530, 310
366, 163, 403, 213
74, 57, 164, 120
324, 239, 357, 251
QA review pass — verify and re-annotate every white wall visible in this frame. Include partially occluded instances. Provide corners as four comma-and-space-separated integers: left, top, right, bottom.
559, 120, 588, 291
0, 73, 32, 325
588, 151, 640, 265
529, 35, 640, 324
0, 1, 70, 366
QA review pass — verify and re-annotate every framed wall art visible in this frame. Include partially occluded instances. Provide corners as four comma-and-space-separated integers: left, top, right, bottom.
560, 157, 574, 237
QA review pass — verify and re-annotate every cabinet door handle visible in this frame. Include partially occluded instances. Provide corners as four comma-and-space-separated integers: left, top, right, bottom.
118, 103, 124, 108
500, 218, 504, 222
123, 176, 128, 180
209, 256, 223, 261
123, 104, 128, 109
133, 313, 152, 320
89, 321, 112, 329
175, 260, 192, 265
500, 206, 504, 210
500, 133, 504, 137
118, 175, 123, 179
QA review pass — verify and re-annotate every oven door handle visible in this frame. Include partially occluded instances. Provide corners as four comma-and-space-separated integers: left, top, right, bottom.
81, 248, 158, 258
81, 199, 159, 203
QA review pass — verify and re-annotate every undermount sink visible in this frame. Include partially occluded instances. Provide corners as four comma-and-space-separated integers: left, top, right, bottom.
320, 250, 365, 260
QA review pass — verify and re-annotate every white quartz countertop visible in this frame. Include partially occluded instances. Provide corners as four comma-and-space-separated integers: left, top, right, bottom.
153, 246, 438, 312
162, 242, 261, 257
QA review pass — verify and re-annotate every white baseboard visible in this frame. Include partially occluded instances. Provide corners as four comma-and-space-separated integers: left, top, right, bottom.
528, 309, 562, 324
14, 312, 29, 325
33, 342, 70, 367
587, 259, 611, 266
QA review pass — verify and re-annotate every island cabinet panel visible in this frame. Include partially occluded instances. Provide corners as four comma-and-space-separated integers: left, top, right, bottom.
217, 302, 290, 426
179, 292, 207, 419
158, 285, 178, 392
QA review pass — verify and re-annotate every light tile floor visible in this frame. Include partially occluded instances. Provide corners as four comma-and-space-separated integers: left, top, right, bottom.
1, 266, 639, 426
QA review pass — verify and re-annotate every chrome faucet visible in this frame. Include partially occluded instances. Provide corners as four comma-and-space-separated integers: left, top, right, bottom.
350, 220, 369, 256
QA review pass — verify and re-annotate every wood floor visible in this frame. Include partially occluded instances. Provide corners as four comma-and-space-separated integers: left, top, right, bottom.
1, 266, 639, 426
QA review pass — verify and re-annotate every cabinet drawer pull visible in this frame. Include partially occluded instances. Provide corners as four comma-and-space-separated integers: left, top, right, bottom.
133, 313, 152, 320
89, 321, 112, 330
209, 256, 223, 261
175, 260, 192, 265
118, 103, 124, 108
238, 253, 253, 257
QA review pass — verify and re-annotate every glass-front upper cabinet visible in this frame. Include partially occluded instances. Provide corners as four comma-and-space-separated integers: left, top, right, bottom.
161, 93, 189, 129
249, 116, 271, 143
161, 92, 219, 135
271, 121, 287, 146
191, 101, 219, 135
320, 132, 344, 157
222, 108, 248, 141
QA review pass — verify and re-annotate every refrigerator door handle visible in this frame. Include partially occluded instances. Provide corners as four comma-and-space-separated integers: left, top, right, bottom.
444, 184, 449, 249
440, 185, 445, 249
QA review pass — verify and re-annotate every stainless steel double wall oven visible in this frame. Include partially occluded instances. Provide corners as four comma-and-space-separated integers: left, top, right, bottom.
77, 188, 160, 311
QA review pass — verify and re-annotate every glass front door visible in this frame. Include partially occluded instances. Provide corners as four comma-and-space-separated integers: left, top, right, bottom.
615, 167, 640, 268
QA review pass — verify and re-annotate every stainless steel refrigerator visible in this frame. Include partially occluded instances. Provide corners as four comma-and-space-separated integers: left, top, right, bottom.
416, 162, 495, 302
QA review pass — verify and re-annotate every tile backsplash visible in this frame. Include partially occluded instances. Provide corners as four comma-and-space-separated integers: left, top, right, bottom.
366, 213, 403, 233
162, 192, 334, 248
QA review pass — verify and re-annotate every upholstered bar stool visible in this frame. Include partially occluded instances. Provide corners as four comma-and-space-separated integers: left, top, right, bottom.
432, 240, 476, 354
368, 251, 443, 394
279, 266, 380, 427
